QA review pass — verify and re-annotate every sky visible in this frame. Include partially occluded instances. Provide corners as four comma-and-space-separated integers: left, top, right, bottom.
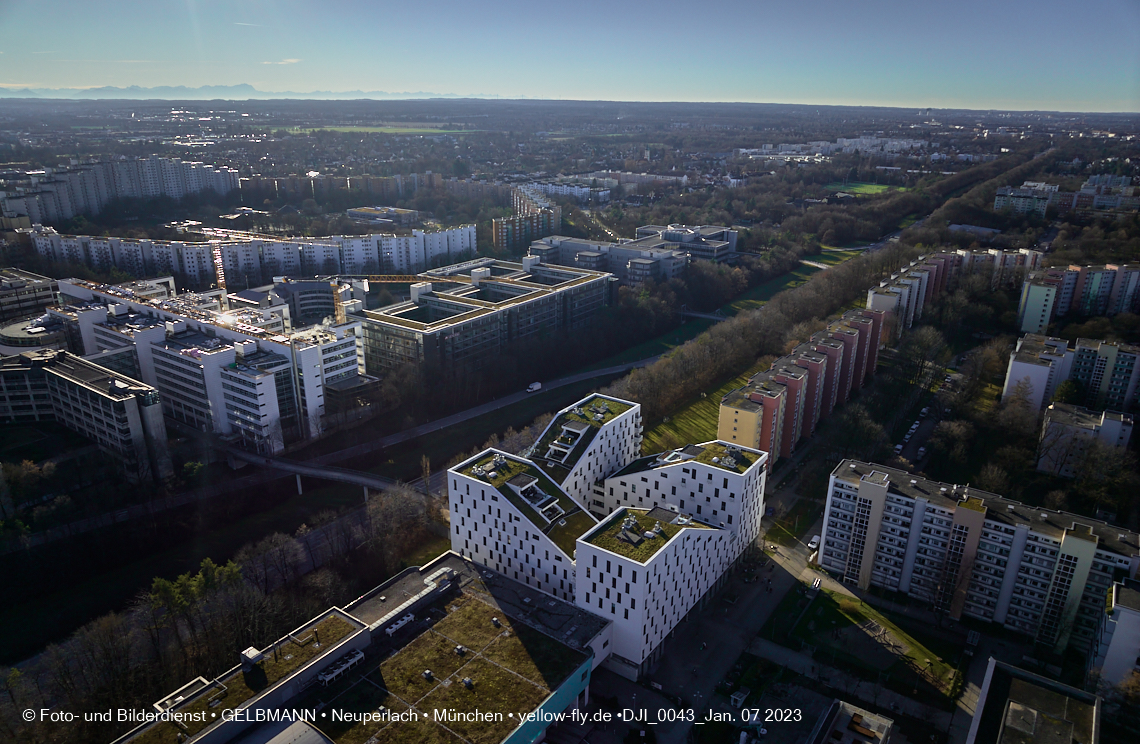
1, 0, 1139, 112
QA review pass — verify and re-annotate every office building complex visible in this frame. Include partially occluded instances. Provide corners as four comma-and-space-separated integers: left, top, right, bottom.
966, 659, 1101, 744
448, 393, 768, 680
1016, 264, 1140, 333
0, 268, 58, 322
55, 278, 373, 454
28, 223, 477, 285
719, 309, 883, 467
354, 256, 613, 374
1, 157, 238, 224
0, 350, 172, 482
820, 461, 1140, 653
530, 224, 737, 286
1038, 403, 1133, 477
1002, 333, 1140, 412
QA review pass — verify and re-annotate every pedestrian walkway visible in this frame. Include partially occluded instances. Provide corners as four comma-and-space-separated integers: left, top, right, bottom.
747, 636, 953, 731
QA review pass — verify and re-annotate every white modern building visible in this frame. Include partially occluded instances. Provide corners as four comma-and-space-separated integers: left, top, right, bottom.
529, 395, 644, 506
448, 394, 769, 680
819, 460, 1140, 653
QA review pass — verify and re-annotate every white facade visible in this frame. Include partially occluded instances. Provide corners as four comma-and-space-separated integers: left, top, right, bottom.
531, 395, 643, 506
1089, 581, 1140, 687
596, 441, 767, 555
29, 224, 475, 284
448, 449, 592, 602
56, 279, 371, 453
576, 509, 732, 675
1001, 334, 1075, 411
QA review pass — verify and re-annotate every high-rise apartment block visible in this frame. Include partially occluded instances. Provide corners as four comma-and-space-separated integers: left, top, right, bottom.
1088, 578, 1140, 688
820, 460, 1140, 653
1037, 403, 1133, 478
1016, 264, 1140, 333
28, 224, 477, 285
719, 309, 883, 468
1, 157, 238, 224
492, 187, 562, 251
448, 394, 767, 679
1002, 333, 1140, 412
0, 350, 172, 482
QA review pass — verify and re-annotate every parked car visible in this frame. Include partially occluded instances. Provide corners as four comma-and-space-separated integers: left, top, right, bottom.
921, 407, 930, 416
808, 535, 821, 551
894, 444, 903, 454
918, 446, 927, 458
904, 434, 912, 443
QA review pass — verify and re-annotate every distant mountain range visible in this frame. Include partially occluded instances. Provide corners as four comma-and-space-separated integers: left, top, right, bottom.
0, 84, 504, 100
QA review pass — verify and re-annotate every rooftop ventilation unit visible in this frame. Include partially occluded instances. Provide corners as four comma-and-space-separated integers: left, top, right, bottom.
422, 670, 433, 681
491, 617, 501, 628
462, 677, 474, 690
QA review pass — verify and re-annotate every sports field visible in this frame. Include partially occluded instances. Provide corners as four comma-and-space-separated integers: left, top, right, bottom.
823, 181, 906, 195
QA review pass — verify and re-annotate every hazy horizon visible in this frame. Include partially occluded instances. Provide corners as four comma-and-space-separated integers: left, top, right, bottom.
2, 0, 1139, 113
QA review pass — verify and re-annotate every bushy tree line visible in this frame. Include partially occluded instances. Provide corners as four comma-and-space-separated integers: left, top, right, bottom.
0, 484, 434, 744
600, 242, 927, 422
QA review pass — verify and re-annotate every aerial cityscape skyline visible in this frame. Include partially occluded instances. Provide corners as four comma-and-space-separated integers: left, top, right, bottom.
1, 0, 1139, 111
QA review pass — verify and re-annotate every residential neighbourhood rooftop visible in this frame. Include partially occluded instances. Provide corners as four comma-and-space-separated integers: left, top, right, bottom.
970, 659, 1099, 744
834, 460, 1140, 557
533, 394, 634, 481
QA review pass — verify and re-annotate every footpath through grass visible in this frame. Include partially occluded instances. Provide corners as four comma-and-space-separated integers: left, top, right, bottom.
642, 360, 768, 453
802, 250, 861, 266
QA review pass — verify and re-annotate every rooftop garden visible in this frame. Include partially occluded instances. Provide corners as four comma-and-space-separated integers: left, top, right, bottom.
131, 614, 357, 744
692, 442, 761, 473
466, 452, 595, 559
420, 658, 548, 744
584, 509, 711, 564
532, 396, 633, 471
350, 595, 584, 744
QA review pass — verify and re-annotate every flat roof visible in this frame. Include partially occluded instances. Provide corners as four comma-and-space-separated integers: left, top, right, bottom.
582, 507, 714, 564
834, 460, 1140, 557
971, 660, 1098, 744
613, 441, 762, 477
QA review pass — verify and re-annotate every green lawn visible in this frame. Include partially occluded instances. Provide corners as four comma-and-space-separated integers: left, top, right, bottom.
823, 182, 907, 195
802, 250, 862, 266
722, 264, 822, 316
792, 588, 960, 702
642, 360, 768, 454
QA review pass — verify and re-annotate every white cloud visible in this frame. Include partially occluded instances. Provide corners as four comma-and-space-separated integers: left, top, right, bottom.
262, 58, 302, 65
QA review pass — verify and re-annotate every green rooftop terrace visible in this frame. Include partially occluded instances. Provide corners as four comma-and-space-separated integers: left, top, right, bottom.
131, 614, 358, 744
583, 508, 712, 564
533, 396, 634, 482
691, 442, 761, 473
465, 452, 596, 558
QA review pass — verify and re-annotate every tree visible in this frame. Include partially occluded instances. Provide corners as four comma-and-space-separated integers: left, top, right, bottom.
1052, 379, 1085, 405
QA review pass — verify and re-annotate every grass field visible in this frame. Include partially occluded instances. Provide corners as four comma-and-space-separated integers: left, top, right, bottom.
791, 588, 960, 701
802, 250, 862, 266
722, 264, 822, 316
288, 126, 463, 134
823, 182, 907, 195
641, 360, 768, 453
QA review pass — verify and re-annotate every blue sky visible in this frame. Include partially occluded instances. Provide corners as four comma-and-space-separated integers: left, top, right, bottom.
1, 0, 1138, 111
